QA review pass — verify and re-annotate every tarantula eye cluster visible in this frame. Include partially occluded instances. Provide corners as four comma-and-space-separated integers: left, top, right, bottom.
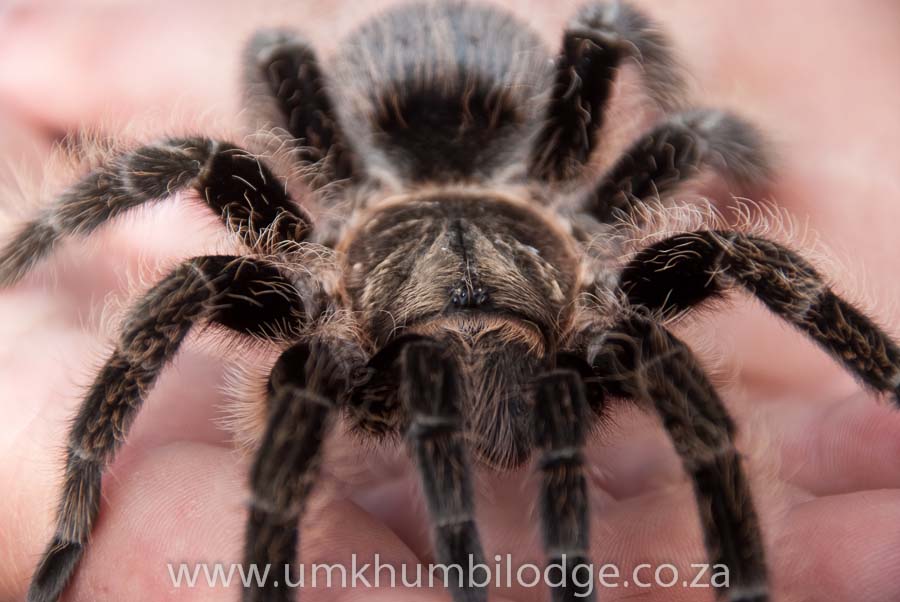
4, 2, 898, 602
450, 284, 488, 308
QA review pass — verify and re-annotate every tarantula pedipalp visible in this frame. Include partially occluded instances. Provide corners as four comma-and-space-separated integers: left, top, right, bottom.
3, 2, 900, 602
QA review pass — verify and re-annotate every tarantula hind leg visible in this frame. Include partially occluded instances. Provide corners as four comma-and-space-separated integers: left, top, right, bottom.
591, 317, 769, 602
26, 255, 304, 602
243, 338, 364, 602
533, 369, 595, 602
0, 137, 311, 288
244, 29, 355, 182
580, 109, 770, 224
619, 230, 900, 399
530, 0, 684, 181
397, 339, 488, 602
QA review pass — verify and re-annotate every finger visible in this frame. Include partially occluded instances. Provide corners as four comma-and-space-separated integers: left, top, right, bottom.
755, 392, 900, 497
584, 403, 684, 501
0, 2, 237, 133
580, 384, 900, 501
774, 489, 900, 602
546, 483, 900, 601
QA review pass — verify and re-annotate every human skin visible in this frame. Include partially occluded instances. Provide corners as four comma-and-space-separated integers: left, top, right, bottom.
1, 1, 900, 600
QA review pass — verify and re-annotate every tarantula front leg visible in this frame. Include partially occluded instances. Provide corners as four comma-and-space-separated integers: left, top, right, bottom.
397, 339, 487, 602
533, 370, 595, 602
619, 230, 900, 398
590, 317, 768, 602
0, 137, 311, 287
243, 338, 365, 602
579, 109, 770, 224
530, 1, 684, 181
27, 255, 306, 602
243, 29, 355, 181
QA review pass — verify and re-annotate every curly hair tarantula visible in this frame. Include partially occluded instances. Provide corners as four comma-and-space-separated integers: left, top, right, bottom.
5, 2, 900, 601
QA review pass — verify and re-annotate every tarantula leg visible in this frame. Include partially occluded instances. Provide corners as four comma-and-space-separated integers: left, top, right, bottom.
530, 0, 684, 181
398, 339, 487, 602
620, 230, 900, 399
533, 370, 595, 602
243, 339, 363, 602
26, 255, 304, 602
581, 110, 769, 224
244, 29, 354, 182
591, 317, 768, 602
0, 138, 311, 287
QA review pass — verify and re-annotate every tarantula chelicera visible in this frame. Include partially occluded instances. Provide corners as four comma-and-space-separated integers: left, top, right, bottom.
5, 2, 900, 601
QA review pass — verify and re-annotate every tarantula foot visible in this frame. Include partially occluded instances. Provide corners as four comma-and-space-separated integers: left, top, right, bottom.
726, 585, 769, 602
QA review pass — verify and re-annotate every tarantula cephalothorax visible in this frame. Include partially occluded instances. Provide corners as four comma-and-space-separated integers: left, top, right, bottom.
5, 2, 900, 602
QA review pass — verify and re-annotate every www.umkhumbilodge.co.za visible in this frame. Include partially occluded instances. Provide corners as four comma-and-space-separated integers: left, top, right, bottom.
168, 554, 732, 597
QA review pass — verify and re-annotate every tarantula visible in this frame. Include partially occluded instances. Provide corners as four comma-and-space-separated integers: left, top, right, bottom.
4, 1, 899, 601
